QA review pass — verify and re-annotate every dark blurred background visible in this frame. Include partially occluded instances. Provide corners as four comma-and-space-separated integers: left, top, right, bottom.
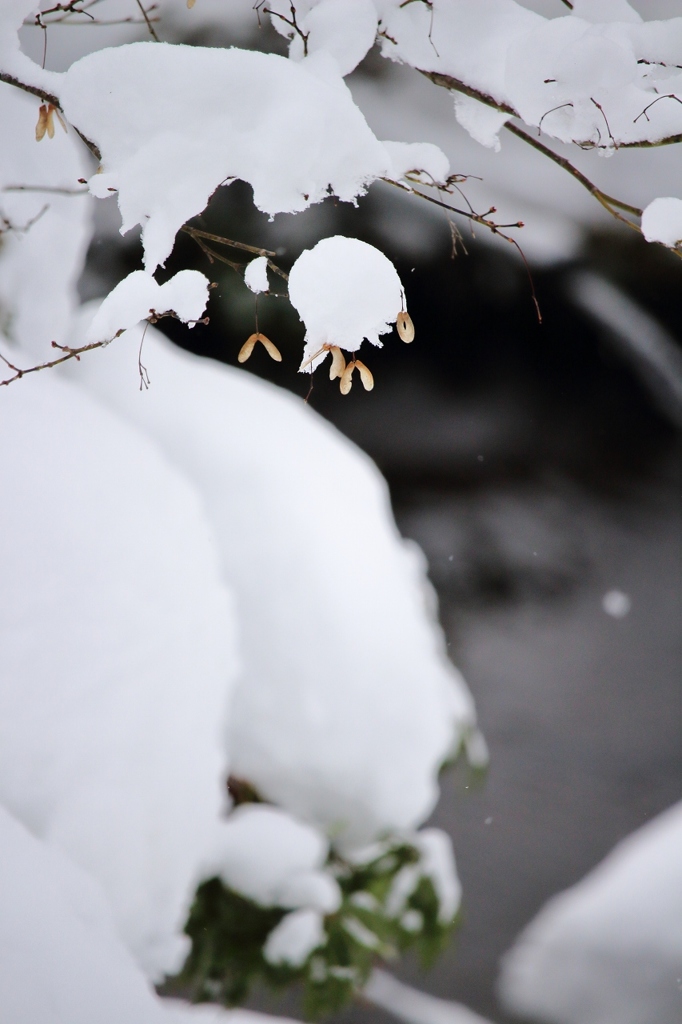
83, 164, 682, 1024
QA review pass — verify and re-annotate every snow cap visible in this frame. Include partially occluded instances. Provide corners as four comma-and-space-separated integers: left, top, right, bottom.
288, 235, 404, 370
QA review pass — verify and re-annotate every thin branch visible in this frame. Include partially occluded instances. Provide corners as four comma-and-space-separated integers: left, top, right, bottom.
181, 225, 289, 281
3, 184, 88, 195
503, 122, 642, 222
419, 69, 516, 116
0, 338, 110, 387
0, 72, 60, 108
134, 0, 160, 41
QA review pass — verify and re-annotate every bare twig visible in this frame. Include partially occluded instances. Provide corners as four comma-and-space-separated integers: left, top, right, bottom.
503, 122, 642, 224
134, 0, 160, 41
3, 184, 88, 195
182, 225, 289, 282
0, 338, 110, 387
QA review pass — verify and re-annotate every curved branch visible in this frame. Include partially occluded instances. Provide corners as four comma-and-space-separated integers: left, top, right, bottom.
0, 71, 60, 107
419, 69, 515, 116
504, 122, 642, 221
0, 71, 101, 160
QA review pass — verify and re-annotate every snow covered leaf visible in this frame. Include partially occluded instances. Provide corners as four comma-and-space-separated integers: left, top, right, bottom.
208, 805, 341, 913
641, 197, 682, 249
85, 270, 209, 343
288, 235, 405, 370
61, 42, 390, 272
263, 908, 327, 967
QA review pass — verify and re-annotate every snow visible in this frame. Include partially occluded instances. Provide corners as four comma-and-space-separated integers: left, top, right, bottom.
244, 256, 270, 295
385, 829, 461, 925
364, 969, 496, 1024
452, 95, 510, 152
208, 805, 341, 913
0, 370, 239, 981
269, 0, 378, 78
85, 269, 209, 343
60, 42, 391, 271
0, 803, 172, 1024
499, 801, 682, 1024
602, 589, 631, 618
377, 0, 682, 149
263, 908, 327, 967
64, 316, 477, 851
414, 829, 461, 924
288, 235, 404, 369
641, 196, 682, 248
383, 140, 450, 184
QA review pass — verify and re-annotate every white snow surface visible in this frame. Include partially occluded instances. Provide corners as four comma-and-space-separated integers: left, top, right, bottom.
641, 196, 682, 248
60, 42, 391, 271
269, 0, 378, 78
0, 370, 239, 982
0, 800, 301, 1023
288, 235, 404, 368
263, 909, 327, 967
383, 140, 450, 184
208, 805, 341, 913
64, 315, 476, 851
377, 0, 682, 149
85, 269, 210, 342
244, 256, 270, 295
499, 801, 682, 1024
0, 803, 171, 1024
0, 83, 91, 362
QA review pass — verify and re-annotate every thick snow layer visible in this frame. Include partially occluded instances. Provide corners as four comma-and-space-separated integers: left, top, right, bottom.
269, 0, 378, 77
499, 801, 682, 1024
0, 803, 171, 1024
61, 42, 390, 271
86, 269, 209, 342
0, 83, 90, 362
288, 235, 404, 368
263, 909, 327, 967
383, 140, 450, 184
0, 371, 239, 981
244, 257, 270, 295
377, 0, 682, 149
208, 805, 341, 913
641, 196, 682, 247
65, 317, 476, 851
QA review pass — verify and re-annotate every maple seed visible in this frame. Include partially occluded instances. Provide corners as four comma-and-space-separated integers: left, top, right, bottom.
238, 332, 281, 363
355, 359, 374, 391
396, 311, 415, 343
340, 360, 355, 395
35, 105, 48, 142
329, 346, 346, 380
